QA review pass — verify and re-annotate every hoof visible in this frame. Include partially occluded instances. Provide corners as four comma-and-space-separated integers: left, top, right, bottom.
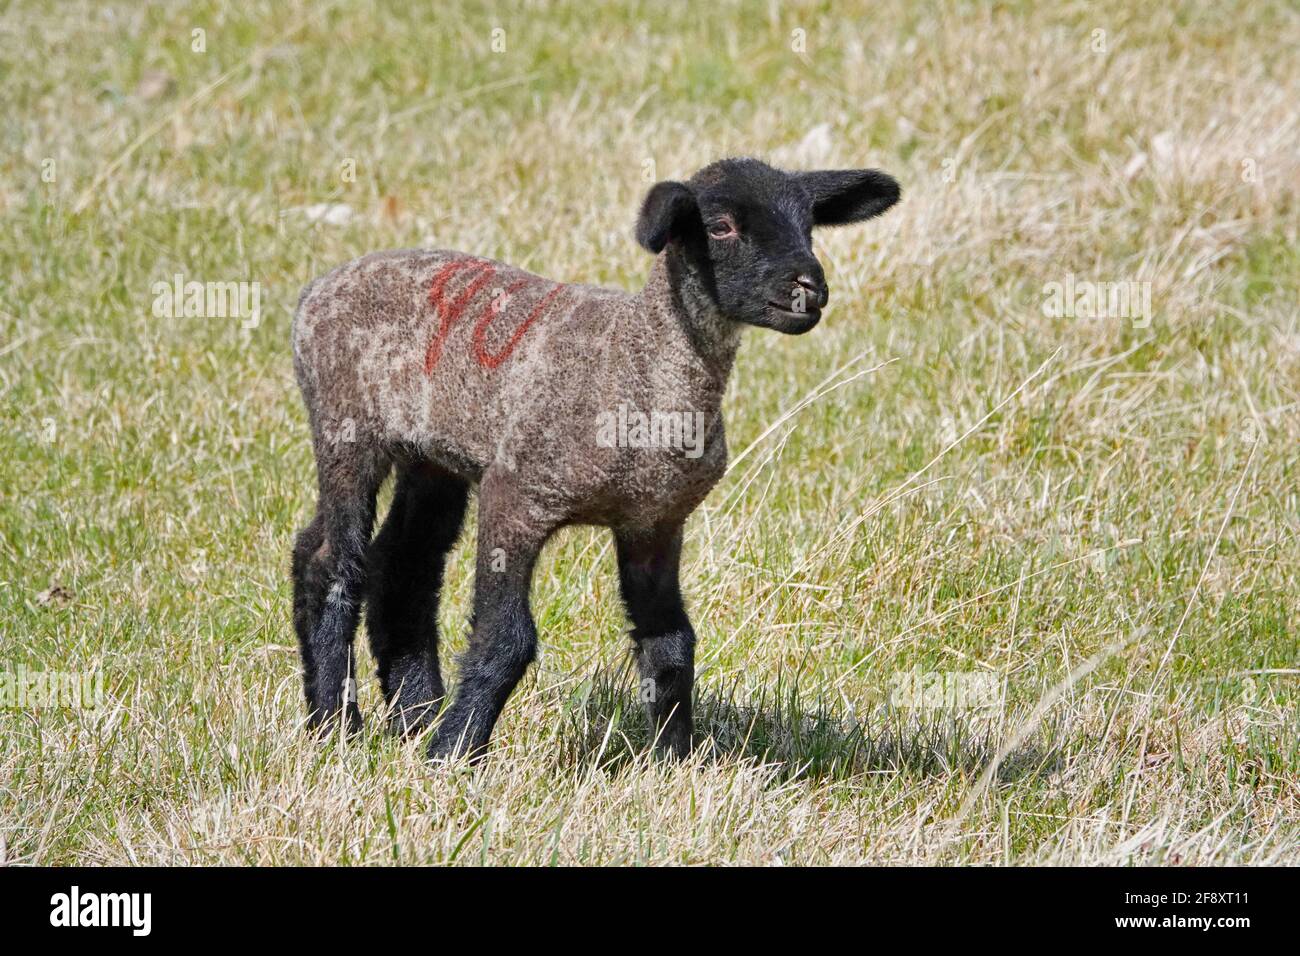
308, 702, 364, 739
388, 699, 440, 739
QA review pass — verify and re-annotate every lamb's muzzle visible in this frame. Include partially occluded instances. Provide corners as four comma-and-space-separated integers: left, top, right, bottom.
290, 157, 900, 760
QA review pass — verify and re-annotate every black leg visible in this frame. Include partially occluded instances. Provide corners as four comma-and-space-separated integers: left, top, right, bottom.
427, 469, 554, 762
615, 522, 695, 758
292, 455, 386, 736
366, 463, 469, 735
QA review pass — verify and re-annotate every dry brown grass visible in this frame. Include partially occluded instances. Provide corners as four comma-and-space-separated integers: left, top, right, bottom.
0, 0, 1297, 864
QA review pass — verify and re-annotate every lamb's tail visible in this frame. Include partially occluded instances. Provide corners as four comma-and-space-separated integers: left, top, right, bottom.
291, 276, 324, 399
292, 276, 321, 333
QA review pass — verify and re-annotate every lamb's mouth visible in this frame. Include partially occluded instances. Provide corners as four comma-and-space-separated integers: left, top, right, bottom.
763, 301, 822, 333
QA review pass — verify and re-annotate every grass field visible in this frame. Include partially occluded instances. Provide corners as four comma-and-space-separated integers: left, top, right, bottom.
1, 0, 1297, 865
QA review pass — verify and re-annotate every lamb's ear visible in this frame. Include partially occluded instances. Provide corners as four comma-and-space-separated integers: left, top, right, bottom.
635, 181, 699, 253
796, 169, 901, 226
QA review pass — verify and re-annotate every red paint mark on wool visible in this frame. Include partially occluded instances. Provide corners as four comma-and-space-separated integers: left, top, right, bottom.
473, 280, 564, 370
424, 259, 564, 374
424, 260, 495, 373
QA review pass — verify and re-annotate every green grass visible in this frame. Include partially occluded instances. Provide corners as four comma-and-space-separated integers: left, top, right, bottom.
0, 0, 1297, 864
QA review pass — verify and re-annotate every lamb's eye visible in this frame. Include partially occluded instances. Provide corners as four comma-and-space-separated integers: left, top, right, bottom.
708, 220, 738, 239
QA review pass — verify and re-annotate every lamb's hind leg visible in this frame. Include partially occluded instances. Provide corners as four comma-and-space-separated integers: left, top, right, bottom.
366, 462, 469, 736
615, 522, 696, 758
292, 453, 386, 735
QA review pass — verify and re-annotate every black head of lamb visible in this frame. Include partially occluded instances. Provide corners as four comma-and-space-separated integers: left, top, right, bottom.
635, 157, 900, 334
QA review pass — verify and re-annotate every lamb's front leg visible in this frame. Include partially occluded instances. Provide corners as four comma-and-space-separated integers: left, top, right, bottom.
427, 470, 554, 762
615, 522, 696, 758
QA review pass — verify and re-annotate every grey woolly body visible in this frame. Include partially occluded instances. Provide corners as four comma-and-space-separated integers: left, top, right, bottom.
294, 249, 732, 533
289, 157, 900, 760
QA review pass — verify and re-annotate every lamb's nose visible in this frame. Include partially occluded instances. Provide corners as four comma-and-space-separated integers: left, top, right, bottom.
795, 272, 829, 308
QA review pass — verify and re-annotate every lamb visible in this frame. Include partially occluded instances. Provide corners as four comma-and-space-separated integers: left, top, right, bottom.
290, 157, 901, 760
